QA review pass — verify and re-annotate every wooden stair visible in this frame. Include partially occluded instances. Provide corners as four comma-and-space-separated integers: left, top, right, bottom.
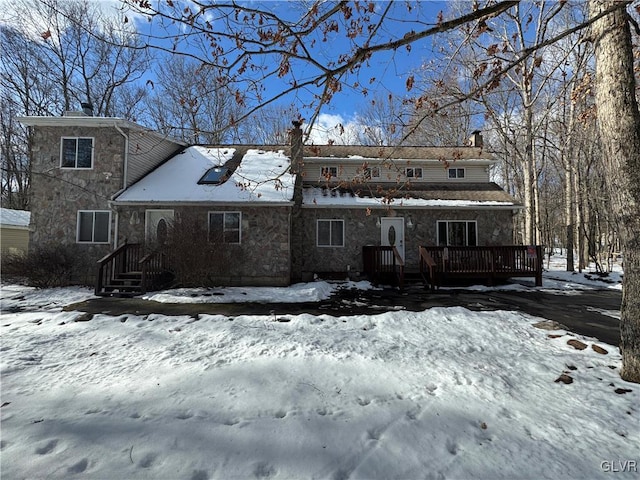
101, 271, 143, 297
96, 243, 173, 297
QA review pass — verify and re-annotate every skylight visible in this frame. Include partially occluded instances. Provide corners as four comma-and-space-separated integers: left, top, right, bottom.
199, 167, 231, 185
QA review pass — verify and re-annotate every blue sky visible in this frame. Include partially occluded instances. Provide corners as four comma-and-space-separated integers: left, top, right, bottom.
130, 1, 451, 124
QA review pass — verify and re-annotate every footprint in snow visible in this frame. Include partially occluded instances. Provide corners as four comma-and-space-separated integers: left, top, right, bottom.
446, 438, 458, 455
191, 470, 209, 480
138, 452, 157, 468
35, 439, 59, 455
253, 461, 276, 478
67, 458, 89, 474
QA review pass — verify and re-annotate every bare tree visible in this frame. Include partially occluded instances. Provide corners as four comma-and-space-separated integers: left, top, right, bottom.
118, 0, 639, 382
146, 56, 241, 143
589, 0, 640, 383
5, 0, 150, 116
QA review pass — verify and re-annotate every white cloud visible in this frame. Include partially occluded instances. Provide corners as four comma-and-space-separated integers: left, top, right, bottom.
305, 113, 366, 145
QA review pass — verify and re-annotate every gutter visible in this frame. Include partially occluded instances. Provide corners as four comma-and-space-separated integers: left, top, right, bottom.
114, 123, 129, 190
113, 123, 129, 249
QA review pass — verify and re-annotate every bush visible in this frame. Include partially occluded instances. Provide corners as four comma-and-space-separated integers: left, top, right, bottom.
2, 245, 82, 288
166, 217, 238, 287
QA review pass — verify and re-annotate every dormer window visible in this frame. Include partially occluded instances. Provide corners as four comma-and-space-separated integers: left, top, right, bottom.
448, 168, 465, 179
405, 167, 423, 179
198, 167, 232, 185
61, 137, 93, 169
321, 166, 338, 179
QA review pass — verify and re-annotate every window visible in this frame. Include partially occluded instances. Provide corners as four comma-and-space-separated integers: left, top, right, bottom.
448, 168, 465, 179
321, 166, 338, 179
77, 210, 110, 243
371, 167, 380, 178
437, 221, 477, 246
317, 219, 344, 247
209, 212, 241, 244
61, 137, 93, 169
405, 167, 423, 179
199, 167, 232, 185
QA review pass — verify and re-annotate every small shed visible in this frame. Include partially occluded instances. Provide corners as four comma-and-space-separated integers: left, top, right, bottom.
1, 208, 31, 257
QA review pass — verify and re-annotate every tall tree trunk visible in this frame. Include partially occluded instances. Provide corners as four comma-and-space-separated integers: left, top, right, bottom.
523, 97, 537, 245
590, 0, 640, 383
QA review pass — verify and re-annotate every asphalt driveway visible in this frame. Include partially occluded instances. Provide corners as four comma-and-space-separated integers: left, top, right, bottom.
64, 286, 623, 346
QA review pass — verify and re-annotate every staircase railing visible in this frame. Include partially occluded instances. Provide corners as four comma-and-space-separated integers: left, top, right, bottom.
419, 246, 438, 291
95, 242, 142, 295
139, 249, 168, 294
362, 245, 405, 289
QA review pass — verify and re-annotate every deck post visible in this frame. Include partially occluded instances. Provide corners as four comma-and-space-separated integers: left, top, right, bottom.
535, 245, 543, 286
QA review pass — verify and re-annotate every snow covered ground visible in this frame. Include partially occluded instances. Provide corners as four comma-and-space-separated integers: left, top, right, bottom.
1, 255, 637, 479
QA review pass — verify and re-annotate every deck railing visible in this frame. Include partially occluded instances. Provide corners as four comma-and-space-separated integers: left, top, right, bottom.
419, 245, 543, 287
362, 245, 405, 289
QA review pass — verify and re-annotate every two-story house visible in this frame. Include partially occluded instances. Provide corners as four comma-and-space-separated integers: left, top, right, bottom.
19, 112, 532, 293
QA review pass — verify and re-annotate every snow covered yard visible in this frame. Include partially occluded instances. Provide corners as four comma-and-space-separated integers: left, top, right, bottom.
0, 282, 637, 479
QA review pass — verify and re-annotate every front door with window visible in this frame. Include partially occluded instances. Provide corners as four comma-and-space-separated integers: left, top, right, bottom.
145, 210, 174, 245
381, 217, 405, 262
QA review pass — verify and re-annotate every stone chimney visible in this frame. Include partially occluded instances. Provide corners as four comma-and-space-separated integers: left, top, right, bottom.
289, 119, 305, 283
290, 120, 303, 174
469, 130, 483, 147
81, 102, 94, 116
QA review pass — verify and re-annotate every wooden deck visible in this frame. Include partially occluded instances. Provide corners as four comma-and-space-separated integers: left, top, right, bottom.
419, 245, 543, 290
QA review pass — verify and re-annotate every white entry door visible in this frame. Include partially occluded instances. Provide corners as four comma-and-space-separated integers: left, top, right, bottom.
381, 217, 405, 262
145, 209, 174, 245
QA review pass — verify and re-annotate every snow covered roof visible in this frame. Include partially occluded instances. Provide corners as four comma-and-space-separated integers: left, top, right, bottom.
0, 208, 31, 228
303, 184, 520, 209
16, 116, 186, 146
114, 146, 295, 205
302, 144, 495, 161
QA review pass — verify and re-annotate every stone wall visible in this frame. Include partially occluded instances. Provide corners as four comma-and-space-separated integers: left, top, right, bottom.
28, 125, 126, 282
299, 207, 515, 278
116, 205, 292, 286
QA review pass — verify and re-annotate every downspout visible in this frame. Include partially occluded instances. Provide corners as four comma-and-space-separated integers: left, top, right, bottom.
113, 123, 129, 249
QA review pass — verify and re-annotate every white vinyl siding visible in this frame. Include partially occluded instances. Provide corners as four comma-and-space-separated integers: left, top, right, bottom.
301, 161, 490, 183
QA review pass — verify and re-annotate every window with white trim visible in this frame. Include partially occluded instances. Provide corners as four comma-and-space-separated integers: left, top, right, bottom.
77, 210, 110, 243
405, 167, 423, 179
317, 219, 344, 247
321, 166, 338, 179
448, 168, 465, 179
437, 220, 477, 246
61, 137, 94, 169
209, 212, 241, 244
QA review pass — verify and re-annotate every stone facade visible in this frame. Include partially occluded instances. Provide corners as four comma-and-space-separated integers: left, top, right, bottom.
116, 205, 292, 286
23, 119, 519, 287
28, 125, 126, 279
299, 207, 515, 278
